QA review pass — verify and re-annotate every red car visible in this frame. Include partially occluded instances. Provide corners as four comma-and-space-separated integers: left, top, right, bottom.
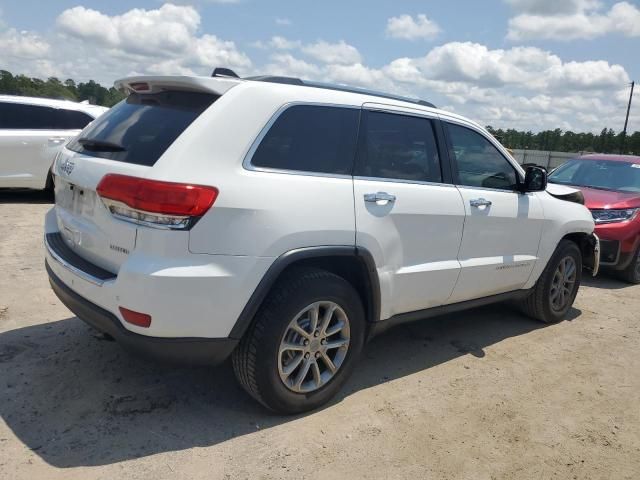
548, 154, 640, 284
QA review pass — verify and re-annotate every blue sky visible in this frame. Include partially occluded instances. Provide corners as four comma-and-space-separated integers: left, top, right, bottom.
1, 0, 639, 132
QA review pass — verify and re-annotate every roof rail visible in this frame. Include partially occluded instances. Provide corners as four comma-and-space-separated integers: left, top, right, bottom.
245, 74, 436, 108
209, 67, 436, 108
244, 75, 305, 86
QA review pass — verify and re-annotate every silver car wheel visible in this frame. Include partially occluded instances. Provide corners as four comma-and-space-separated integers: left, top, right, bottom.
550, 256, 577, 311
277, 301, 350, 393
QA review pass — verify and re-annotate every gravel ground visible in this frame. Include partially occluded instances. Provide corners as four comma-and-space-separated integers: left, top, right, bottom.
1, 189, 639, 480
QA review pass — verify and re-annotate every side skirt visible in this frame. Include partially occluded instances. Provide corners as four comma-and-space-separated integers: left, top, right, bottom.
367, 289, 530, 340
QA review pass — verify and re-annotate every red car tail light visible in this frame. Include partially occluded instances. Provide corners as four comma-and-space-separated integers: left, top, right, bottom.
96, 174, 218, 230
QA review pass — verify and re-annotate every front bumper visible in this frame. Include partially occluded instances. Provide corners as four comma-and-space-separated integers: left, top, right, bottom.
47, 262, 238, 365
595, 220, 640, 269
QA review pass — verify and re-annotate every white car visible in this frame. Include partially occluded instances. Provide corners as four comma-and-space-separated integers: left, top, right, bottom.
0, 95, 107, 190
44, 73, 600, 413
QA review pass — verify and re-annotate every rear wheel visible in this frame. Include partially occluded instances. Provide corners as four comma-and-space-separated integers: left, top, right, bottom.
232, 268, 365, 414
520, 240, 582, 323
617, 245, 640, 284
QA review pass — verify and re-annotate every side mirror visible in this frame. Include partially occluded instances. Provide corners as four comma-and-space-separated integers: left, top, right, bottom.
522, 166, 547, 192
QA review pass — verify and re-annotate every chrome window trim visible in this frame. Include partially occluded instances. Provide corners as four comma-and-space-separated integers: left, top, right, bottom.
44, 234, 113, 287
455, 184, 529, 195
361, 102, 439, 120
353, 176, 454, 189
242, 102, 360, 179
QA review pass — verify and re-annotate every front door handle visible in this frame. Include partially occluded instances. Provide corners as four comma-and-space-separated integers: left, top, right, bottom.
470, 198, 492, 208
364, 192, 396, 204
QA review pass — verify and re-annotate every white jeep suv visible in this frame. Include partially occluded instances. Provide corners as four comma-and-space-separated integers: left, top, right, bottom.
44, 74, 599, 413
0, 95, 107, 190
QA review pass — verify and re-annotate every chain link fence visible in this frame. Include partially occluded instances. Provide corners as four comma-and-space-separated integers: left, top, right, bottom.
509, 149, 589, 170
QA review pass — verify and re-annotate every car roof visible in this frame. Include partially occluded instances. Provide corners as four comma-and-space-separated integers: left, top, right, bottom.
114, 74, 483, 132
0, 94, 108, 118
578, 154, 640, 164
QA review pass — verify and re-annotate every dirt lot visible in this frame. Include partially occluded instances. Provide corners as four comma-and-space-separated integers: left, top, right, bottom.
0, 189, 639, 480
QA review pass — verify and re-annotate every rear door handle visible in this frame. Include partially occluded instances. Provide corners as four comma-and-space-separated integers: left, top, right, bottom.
470, 198, 492, 207
364, 192, 396, 204
48, 137, 67, 145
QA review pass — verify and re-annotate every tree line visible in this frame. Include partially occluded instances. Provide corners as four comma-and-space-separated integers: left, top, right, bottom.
487, 126, 639, 155
0, 70, 637, 154
0, 71, 125, 107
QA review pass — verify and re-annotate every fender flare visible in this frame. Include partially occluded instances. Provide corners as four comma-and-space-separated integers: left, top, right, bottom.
228, 246, 381, 339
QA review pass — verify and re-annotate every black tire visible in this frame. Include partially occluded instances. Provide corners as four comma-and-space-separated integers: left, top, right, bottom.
520, 240, 582, 323
232, 267, 366, 414
44, 169, 54, 192
617, 245, 640, 284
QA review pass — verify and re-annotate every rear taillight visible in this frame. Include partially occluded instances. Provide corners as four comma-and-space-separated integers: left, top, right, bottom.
96, 174, 218, 230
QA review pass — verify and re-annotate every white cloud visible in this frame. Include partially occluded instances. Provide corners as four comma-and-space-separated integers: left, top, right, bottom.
409, 42, 629, 92
265, 54, 321, 78
52, 4, 250, 79
505, 0, 600, 15
0, 28, 50, 59
275, 17, 292, 26
269, 36, 300, 50
302, 40, 362, 65
507, 1, 640, 40
386, 14, 440, 40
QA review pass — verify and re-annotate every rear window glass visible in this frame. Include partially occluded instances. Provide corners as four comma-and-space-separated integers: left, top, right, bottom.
250, 105, 360, 175
67, 90, 218, 166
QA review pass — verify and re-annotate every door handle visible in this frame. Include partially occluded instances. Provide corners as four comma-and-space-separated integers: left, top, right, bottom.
48, 137, 67, 145
470, 198, 492, 208
364, 192, 396, 204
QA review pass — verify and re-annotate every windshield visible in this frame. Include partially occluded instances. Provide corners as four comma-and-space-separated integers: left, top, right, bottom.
549, 158, 640, 193
67, 90, 218, 166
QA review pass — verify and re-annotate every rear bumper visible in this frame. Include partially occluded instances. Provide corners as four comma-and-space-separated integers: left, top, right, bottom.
47, 262, 237, 365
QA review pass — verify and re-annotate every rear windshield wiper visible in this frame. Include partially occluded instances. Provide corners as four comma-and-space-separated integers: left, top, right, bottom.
77, 137, 126, 152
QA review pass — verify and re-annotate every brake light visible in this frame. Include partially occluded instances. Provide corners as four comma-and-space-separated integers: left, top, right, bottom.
97, 174, 218, 230
129, 82, 150, 92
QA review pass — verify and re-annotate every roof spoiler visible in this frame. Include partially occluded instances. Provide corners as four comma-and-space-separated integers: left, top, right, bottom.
114, 75, 241, 96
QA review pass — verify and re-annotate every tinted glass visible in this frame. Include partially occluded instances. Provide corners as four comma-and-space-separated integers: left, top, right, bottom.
251, 105, 360, 175
549, 159, 640, 193
447, 123, 517, 190
67, 91, 217, 166
54, 109, 94, 129
0, 102, 56, 129
355, 111, 442, 182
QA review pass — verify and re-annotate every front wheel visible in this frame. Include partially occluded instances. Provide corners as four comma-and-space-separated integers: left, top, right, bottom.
520, 240, 582, 323
232, 268, 365, 414
617, 245, 640, 284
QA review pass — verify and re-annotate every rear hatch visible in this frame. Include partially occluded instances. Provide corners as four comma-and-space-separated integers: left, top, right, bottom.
52, 77, 237, 274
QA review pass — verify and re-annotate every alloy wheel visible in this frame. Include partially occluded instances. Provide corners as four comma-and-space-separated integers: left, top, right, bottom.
277, 301, 350, 393
550, 256, 577, 311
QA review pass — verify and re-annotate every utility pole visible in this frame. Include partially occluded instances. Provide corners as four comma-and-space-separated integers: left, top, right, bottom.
621, 81, 635, 154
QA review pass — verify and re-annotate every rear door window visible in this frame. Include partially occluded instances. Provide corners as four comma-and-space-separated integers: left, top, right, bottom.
354, 110, 442, 182
0, 102, 56, 129
250, 105, 360, 175
67, 90, 218, 166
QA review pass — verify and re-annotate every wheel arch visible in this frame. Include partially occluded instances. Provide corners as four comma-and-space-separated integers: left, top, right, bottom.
229, 246, 381, 340
561, 231, 599, 275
